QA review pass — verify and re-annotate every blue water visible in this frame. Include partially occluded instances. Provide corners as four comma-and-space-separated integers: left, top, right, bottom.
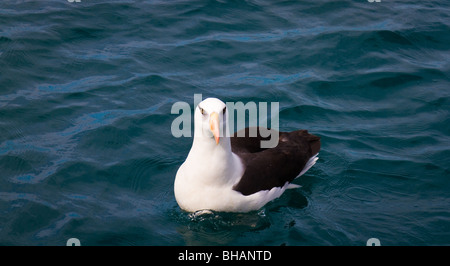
0, 0, 449, 246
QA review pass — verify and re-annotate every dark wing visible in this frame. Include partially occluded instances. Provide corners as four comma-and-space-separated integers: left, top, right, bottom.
231, 127, 320, 196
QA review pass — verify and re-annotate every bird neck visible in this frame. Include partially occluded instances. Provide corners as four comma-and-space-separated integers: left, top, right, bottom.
191, 134, 232, 159
187, 135, 242, 186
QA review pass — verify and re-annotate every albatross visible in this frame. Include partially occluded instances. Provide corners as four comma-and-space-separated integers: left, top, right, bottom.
174, 98, 320, 213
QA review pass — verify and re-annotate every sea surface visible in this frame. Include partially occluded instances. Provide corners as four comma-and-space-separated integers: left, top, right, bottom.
0, 0, 449, 246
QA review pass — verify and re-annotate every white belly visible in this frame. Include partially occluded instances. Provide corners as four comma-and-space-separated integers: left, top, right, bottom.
174, 165, 288, 213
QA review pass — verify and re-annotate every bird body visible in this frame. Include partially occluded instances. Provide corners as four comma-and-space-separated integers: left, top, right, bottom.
174, 98, 320, 213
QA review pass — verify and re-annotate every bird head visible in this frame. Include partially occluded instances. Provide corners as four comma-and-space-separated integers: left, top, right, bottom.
195, 98, 227, 145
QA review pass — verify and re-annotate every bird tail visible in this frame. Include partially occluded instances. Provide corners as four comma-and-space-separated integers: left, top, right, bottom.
297, 153, 319, 178
294, 130, 321, 178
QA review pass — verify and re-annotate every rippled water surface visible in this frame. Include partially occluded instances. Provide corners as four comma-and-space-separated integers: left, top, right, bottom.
1, 0, 449, 246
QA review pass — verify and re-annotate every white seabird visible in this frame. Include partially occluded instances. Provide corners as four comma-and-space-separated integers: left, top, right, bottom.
174, 98, 320, 213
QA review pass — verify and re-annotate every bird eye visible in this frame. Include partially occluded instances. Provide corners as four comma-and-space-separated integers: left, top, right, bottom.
199, 107, 205, 115
222, 106, 226, 115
